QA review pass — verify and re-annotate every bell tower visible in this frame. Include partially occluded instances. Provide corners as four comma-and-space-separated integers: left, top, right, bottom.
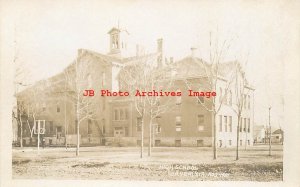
107, 26, 129, 58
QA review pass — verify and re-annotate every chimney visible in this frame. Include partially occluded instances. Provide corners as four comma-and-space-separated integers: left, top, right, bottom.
191, 47, 197, 57
157, 38, 163, 67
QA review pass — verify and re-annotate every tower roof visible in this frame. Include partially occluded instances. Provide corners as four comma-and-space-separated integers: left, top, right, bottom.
107, 27, 121, 34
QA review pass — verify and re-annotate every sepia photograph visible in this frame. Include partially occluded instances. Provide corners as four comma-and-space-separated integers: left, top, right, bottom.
1, 0, 300, 186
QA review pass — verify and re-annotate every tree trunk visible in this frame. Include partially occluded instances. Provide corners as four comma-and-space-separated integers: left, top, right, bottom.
148, 117, 153, 156
19, 113, 23, 148
236, 115, 240, 160
140, 116, 144, 158
76, 120, 80, 156
213, 112, 217, 160
65, 92, 68, 150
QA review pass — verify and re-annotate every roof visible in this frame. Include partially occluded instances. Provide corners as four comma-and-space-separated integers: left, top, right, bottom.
107, 27, 121, 34
173, 56, 254, 89
272, 129, 284, 134
107, 27, 130, 35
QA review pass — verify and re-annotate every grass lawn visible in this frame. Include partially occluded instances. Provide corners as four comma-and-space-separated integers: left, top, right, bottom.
12, 144, 283, 181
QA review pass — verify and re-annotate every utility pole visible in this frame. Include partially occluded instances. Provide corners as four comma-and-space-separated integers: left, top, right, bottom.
37, 121, 40, 155
268, 107, 272, 156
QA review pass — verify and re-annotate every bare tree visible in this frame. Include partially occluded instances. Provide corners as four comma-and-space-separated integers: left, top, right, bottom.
183, 32, 235, 160
230, 60, 251, 160
64, 54, 98, 156
144, 64, 176, 156
119, 54, 175, 157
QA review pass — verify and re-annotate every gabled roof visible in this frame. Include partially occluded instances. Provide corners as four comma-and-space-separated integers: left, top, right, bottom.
173, 56, 254, 89
272, 129, 284, 134
107, 27, 121, 34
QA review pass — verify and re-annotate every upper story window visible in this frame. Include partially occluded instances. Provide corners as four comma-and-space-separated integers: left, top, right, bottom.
229, 116, 232, 132
175, 116, 182, 132
248, 95, 251, 109
114, 109, 119, 120
112, 34, 119, 49
224, 116, 228, 132
155, 124, 161, 133
247, 118, 250, 133
57, 105, 60, 113
114, 108, 128, 121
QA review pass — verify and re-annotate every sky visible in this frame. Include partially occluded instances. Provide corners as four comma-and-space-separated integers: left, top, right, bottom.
2, 0, 297, 129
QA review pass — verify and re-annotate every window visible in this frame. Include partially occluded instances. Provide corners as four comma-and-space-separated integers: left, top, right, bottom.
229, 140, 232, 146
224, 116, 228, 132
219, 115, 222, 132
197, 115, 204, 131
247, 118, 250, 132
197, 140, 204, 147
239, 118, 243, 132
87, 119, 92, 134
175, 116, 181, 132
175, 140, 181, 147
57, 105, 60, 113
248, 95, 251, 109
240, 140, 243, 146
243, 118, 247, 132
219, 140, 222, 147
247, 140, 250, 145
229, 116, 232, 132
57, 126, 62, 139
125, 127, 128, 136
155, 140, 161, 146
120, 109, 124, 120
137, 117, 142, 132
125, 109, 129, 119
114, 109, 119, 120
155, 124, 161, 133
